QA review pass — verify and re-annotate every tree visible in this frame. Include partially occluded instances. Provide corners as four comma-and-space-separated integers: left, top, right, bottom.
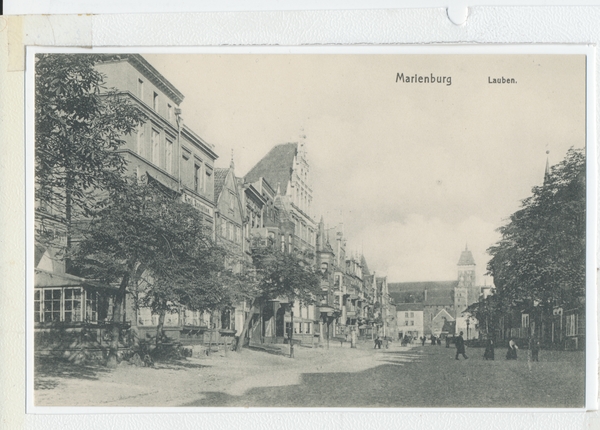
463, 293, 505, 339
35, 54, 145, 260
72, 177, 227, 367
487, 148, 586, 335
235, 239, 321, 356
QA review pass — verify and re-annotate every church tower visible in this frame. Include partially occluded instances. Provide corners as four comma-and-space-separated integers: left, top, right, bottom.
454, 245, 476, 315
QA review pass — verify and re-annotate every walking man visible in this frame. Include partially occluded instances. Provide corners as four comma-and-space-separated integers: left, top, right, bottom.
455, 331, 468, 360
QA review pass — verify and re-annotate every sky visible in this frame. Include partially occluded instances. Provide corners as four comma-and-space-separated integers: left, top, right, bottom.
144, 53, 586, 285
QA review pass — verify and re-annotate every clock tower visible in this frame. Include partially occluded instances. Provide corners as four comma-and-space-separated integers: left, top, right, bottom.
455, 245, 476, 315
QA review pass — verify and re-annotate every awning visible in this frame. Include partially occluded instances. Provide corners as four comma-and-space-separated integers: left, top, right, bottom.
34, 268, 117, 290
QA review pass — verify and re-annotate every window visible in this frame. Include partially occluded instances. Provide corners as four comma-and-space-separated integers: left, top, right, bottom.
64, 288, 82, 322
34, 290, 42, 322
288, 235, 292, 254
566, 314, 577, 336
281, 235, 285, 252
197, 161, 205, 191
136, 126, 144, 156
411, 321, 414, 326
153, 92, 159, 110
405, 312, 409, 318
227, 222, 234, 241
405, 321, 409, 326
204, 170, 211, 193
151, 129, 160, 166
137, 78, 144, 99
86, 291, 98, 322
194, 164, 200, 192
235, 225, 241, 244
44, 289, 62, 322
36, 287, 99, 323
165, 139, 173, 174
220, 219, 227, 237
522, 313, 530, 328
229, 191, 235, 212
410, 312, 414, 318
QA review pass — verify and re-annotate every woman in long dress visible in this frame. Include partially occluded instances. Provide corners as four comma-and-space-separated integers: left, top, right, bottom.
506, 338, 518, 360
483, 339, 495, 360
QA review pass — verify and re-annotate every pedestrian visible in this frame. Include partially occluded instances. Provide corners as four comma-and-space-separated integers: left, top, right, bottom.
445, 336, 450, 348
455, 331, 468, 360
374, 336, 382, 349
531, 339, 540, 362
437, 337, 441, 346
506, 338, 518, 360
421, 336, 426, 346
483, 339, 495, 360
431, 335, 436, 346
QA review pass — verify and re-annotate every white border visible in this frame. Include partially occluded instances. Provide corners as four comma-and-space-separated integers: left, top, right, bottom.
25, 44, 598, 416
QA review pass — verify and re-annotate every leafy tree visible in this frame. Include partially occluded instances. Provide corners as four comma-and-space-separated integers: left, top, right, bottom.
72, 177, 227, 367
486, 148, 586, 329
35, 54, 144, 260
463, 292, 505, 339
235, 238, 321, 356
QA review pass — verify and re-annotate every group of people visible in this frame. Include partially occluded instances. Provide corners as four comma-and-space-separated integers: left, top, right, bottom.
454, 335, 541, 361
419, 335, 443, 346
373, 336, 389, 349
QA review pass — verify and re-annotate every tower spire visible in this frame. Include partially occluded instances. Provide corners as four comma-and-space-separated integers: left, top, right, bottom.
544, 150, 550, 184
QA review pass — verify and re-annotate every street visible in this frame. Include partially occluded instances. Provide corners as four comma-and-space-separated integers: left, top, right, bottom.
35, 340, 585, 408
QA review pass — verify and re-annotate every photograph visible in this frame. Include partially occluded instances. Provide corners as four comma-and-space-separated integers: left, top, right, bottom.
31, 51, 588, 408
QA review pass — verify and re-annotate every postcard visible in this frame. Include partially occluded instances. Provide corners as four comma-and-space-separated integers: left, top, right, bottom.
27, 47, 596, 411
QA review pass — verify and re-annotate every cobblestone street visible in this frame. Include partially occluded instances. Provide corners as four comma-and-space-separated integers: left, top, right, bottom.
35, 341, 585, 408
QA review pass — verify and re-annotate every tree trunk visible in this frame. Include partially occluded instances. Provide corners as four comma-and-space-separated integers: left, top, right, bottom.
155, 308, 166, 347
106, 272, 130, 368
235, 299, 257, 352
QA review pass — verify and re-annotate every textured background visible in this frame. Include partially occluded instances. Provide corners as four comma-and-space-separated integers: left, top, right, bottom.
0, 6, 599, 430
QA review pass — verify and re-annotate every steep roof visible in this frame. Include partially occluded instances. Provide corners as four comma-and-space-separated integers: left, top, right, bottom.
388, 281, 458, 293
388, 281, 457, 307
244, 143, 298, 193
360, 255, 371, 277
396, 303, 424, 312
213, 168, 230, 203
457, 246, 476, 266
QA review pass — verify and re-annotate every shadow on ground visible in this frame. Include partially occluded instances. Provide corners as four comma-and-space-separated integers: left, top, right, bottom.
155, 361, 212, 371
183, 346, 585, 409
35, 356, 212, 390
35, 357, 112, 390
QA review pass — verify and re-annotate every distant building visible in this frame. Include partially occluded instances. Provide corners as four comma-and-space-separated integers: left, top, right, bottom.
213, 158, 247, 336
242, 142, 319, 346
388, 246, 485, 338
396, 303, 424, 340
